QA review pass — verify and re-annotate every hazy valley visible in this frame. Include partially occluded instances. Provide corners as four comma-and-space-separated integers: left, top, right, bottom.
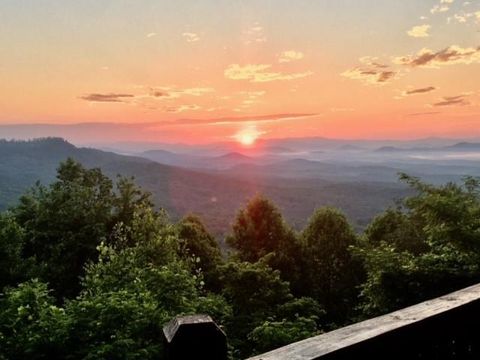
2, 136, 480, 238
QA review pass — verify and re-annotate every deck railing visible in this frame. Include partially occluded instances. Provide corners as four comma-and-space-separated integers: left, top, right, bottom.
163, 283, 480, 359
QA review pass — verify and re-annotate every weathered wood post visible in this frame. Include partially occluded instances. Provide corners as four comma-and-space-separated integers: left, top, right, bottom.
163, 314, 227, 360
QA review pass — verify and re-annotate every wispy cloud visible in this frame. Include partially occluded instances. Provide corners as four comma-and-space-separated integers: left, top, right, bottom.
433, 94, 470, 107
406, 111, 441, 117
407, 24, 431, 38
236, 91, 266, 109
225, 64, 313, 83
243, 24, 266, 44
342, 57, 397, 85
165, 104, 201, 113
404, 86, 437, 95
330, 108, 355, 112
395, 45, 480, 68
80, 93, 134, 103
182, 32, 200, 42
278, 50, 304, 63
359, 56, 389, 68
431, 5, 450, 13
431, 0, 454, 14
342, 67, 396, 85
146, 32, 157, 38
153, 113, 318, 127
448, 9, 480, 23
148, 87, 214, 99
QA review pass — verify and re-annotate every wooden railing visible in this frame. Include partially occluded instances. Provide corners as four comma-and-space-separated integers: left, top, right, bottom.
163, 283, 480, 359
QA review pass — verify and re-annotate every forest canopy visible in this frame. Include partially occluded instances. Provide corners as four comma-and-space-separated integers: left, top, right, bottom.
2, 159, 480, 359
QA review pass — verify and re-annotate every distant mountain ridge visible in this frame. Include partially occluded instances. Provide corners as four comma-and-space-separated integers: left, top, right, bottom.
214, 152, 253, 161
0, 137, 411, 235
444, 142, 480, 151
374, 142, 480, 153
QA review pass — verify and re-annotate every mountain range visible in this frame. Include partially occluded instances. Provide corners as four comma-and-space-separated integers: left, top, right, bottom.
0, 138, 418, 236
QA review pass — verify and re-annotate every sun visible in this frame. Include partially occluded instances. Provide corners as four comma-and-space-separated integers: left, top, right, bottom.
233, 126, 262, 146
238, 133, 257, 146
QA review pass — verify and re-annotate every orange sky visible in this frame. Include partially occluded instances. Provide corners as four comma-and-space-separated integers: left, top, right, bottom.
0, 0, 480, 144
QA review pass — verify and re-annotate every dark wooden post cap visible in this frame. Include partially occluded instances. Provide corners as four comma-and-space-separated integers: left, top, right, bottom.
163, 314, 227, 360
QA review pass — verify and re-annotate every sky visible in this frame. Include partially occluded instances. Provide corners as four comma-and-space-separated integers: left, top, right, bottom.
1, 0, 480, 144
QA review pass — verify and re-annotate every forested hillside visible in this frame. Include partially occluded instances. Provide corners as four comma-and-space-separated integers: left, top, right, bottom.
0, 138, 409, 235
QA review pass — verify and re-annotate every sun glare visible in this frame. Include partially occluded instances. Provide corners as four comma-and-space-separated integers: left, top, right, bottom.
234, 126, 262, 146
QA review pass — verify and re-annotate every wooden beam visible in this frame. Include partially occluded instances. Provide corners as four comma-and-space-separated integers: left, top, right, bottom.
247, 283, 480, 360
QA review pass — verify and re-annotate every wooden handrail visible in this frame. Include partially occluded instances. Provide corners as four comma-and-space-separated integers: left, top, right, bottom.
163, 283, 480, 359
247, 283, 480, 359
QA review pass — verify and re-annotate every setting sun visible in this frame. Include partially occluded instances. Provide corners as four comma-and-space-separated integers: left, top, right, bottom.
233, 126, 263, 146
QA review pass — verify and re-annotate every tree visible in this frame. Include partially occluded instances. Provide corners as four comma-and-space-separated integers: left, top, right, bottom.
226, 195, 303, 290
363, 208, 426, 254
219, 260, 322, 358
300, 207, 362, 325
0, 212, 26, 290
227, 195, 296, 262
177, 214, 223, 291
354, 175, 480, 316
248, 296, 324, 354
72, 226, 231, 360
13, 158, 115, 299
112, 176, 153, 230
220, 260, 291, 357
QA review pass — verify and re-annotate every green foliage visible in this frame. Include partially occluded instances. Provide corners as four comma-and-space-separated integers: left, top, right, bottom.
113, 176, 154, 232
11, 159, 154, 300
363, 208, 427, 254
300, 207, 362, 325
249, 317, 319, 354
66, 290, 161, 359
6, 157, 480, 359
355, 175, 480, 316
73, 224, 231, 359
220, 260, 291, 357
220, 260, 292, 317
226, 195, 304, 297
227, 195, 296, 263
247, 296, 324, 354
13, 159, 116, 299
219, 260, 322, 357
0, 212, 27, 289
0, 280, 69, 359
177, 214, 224, 291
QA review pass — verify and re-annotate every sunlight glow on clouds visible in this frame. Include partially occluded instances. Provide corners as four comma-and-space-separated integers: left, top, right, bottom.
403, 86, 437, 96
433, 94, 470, 107
147, 87, 214, 99
165, 104, 201, 113
80, 93, 134, 103
278, 50, 305, 63
396, 86, 437, 99
430, 0, 455, 14
342, 59, 396, 85
243, 24, 266, 44
224, 64, 313, 83
182, 32, 200, 42
395, 45, 480, 68
407, 24, 431, 38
